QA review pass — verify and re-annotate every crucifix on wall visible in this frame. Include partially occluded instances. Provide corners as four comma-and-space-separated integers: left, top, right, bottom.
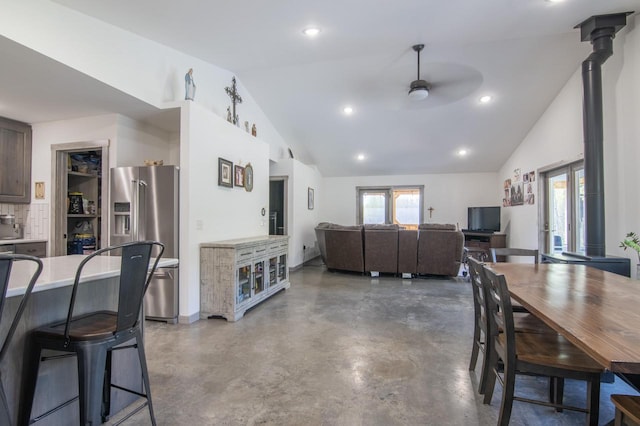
428, 206, 434, 219
225, 76, 243, 125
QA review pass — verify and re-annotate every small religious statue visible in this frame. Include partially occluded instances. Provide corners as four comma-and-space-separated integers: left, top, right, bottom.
251, 123, 257, 137
226, 107, 232, 123
184, 68, 196, 100
244, 121, 250, 133
224, 76, 243, 125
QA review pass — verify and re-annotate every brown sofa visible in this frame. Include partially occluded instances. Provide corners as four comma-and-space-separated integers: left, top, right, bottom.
315, 222, 463, 277
364, 224, 399, 274
316, 223, 365, 273
398, 229, 418, 275
417, 223, 464, 277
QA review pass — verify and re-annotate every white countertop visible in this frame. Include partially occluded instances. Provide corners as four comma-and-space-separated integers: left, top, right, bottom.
7, 255, 178, 297
0, 238, 47, 246
200, 235, 289, 249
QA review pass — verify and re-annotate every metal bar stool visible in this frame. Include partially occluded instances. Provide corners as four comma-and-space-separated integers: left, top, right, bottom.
20, 241, 164, 425
0, 254, 43, 426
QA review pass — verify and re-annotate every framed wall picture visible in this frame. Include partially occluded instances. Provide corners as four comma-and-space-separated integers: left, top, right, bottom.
244, 163, 254, 192
218, 158, 233, 188
234, 165, 245, 188
308, 187, 314, 210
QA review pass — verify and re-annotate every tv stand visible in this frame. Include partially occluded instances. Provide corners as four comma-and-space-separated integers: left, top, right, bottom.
462, 231, 506, 259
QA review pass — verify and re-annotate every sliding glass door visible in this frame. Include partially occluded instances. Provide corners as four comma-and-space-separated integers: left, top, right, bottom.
357, 186, 423, 229
542, 161, 584, 254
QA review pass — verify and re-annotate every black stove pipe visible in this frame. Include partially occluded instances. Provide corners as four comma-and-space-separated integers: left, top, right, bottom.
577, 13, 631, 257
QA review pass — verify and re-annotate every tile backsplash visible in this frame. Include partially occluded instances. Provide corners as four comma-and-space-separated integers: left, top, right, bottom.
0, 203, 49, 240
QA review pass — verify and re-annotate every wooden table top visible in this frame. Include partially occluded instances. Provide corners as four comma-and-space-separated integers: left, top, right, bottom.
487, 262, 640, 374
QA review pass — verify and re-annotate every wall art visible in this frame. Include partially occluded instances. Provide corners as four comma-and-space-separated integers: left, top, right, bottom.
218, 158, 233, 188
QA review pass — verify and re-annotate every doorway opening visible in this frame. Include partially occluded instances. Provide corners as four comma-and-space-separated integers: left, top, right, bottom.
51, 140, 109, 256
540, 160, 584, 254
269, 177, 287, 235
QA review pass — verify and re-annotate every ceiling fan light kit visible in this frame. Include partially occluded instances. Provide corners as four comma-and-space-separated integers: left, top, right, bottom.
409, 44, 430, 101
409, 80, 429, 100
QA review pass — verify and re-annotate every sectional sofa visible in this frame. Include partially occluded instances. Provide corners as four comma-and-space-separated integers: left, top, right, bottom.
314, 222, 464, 277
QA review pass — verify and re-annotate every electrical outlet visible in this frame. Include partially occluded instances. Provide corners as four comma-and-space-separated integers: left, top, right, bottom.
196, 220, 203, 230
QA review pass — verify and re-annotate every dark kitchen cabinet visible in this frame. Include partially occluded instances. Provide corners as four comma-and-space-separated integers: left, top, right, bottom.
0, 117, 32, 203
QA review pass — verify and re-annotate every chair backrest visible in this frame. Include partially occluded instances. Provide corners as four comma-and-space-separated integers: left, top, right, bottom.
482, 264, 516, 361
468, 257, 488, 333
490, 247, 539, 264
64, 241, 164, 340
0, 255, 43, 363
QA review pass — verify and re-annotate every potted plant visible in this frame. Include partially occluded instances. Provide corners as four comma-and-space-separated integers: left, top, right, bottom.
620, 232, 640, 278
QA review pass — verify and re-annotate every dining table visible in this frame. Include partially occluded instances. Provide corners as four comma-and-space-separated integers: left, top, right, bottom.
487, 262, 640, 381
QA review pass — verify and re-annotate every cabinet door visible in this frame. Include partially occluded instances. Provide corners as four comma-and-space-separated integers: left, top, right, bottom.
14, 242, 46, 258
237, 263, 252, 305
253, 260, 265, 295
268, 256, 278, 288
0, 117, 32, 203
278, 253, 288, 282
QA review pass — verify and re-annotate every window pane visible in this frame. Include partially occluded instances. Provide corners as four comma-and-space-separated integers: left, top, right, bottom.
548, 173, 568, 253
574, 168, 585, 254
393, 190, 420, 227
362, 193, 386, 224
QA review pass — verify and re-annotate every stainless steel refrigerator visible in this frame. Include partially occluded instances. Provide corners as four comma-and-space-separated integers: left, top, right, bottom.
109, 165, 179, 323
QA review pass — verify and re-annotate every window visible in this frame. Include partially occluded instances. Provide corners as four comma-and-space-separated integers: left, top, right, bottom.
357, 186, 423, 230
541, 161, 584, 254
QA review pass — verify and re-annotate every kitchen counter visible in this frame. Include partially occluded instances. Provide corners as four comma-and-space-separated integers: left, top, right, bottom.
0, 238, 47, 245
6, 254, 179, 297
1, 254, 178, 424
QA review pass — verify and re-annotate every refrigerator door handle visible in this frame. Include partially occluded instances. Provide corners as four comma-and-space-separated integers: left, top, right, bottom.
131, 179, 138, 242
138, 180, 147, 241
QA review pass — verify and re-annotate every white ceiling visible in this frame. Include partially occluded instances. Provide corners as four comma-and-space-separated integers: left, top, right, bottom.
5, 1, 640, 176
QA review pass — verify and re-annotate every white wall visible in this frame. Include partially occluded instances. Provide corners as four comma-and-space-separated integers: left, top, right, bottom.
180, 102, 269, 320
0, 0, 296, 163
321, 173, 499, 229
31, 114, 120, 207
269, 158, 322, 267
112, 115, 178, 166
499, 15, 640, 276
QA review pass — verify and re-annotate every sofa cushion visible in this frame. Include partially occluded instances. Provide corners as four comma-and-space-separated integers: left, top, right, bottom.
418, 223, 457, 231
363, 224, 399, 231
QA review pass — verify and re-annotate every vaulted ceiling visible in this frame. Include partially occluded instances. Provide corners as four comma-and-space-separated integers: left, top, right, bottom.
3, 1, 640, 176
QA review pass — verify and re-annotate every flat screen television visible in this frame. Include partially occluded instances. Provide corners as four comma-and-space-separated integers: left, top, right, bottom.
467, 206, 501, 233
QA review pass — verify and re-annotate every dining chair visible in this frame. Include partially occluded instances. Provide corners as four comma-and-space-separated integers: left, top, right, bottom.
481, 264, 604, 426
611, 394, 640, 426
21, 241, 164, 426
0, 254, 42, 426
468, 258, 554, 396
490, 248, 538, 314
490, 248, 539, 264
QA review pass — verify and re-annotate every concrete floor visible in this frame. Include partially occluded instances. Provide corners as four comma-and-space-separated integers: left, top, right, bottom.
115, 261, 638, 425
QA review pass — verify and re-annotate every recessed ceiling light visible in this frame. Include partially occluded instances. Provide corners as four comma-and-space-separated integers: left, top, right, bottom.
357, 154, 365, 161
546, 0, 564, 3
458, 149, 468, 156
343, 106, 354, 115
479, 95, 492, 104
303, 27, 321, 37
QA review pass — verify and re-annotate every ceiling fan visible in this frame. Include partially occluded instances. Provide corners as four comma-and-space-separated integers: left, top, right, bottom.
408, 44, 430, 101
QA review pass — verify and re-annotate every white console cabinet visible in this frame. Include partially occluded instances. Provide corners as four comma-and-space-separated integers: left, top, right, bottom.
200, 235, 289, 321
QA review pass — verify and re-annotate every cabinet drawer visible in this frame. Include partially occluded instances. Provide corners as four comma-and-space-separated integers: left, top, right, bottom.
253, 244, 268, 258
15, 242, 46, 258
236, 247, 254, 262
